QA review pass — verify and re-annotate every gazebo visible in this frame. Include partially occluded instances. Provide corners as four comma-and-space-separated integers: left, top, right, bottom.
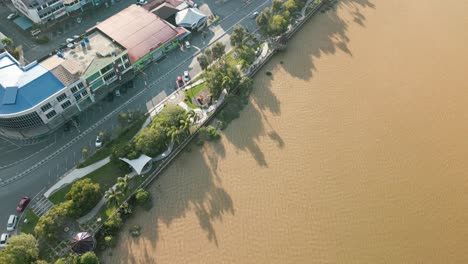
120, 154, 152, 175
70, 232, 96, 254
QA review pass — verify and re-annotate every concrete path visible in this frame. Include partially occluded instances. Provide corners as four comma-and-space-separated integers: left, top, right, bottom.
301, 0, 314, 17
44, 157, 110, 198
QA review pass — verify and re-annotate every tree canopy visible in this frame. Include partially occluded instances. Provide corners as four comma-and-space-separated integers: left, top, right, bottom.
230, 25, 247, 48
211, 42, 226, 61
80, 252, 100, 264
65, 178, 101, 217
205, 62, 242, 98
0, 234, 39, 264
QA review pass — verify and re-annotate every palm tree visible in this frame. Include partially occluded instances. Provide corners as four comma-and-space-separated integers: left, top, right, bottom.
167, 125, 182, 143
105, 188, 122, 208
116, 174, 130, 195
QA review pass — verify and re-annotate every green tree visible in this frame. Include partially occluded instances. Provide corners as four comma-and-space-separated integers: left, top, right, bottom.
256, 8, 271, 34
116, 174, 130, 195
1, 37, 13, 50
205, 62, 241, 98
204, 48, 213, 62
167, 125, 183, 144
65, 178, 101, 217
98, 130, 110, 144
135, 188, 151, 205
80, 252, 100, 264
230, 25, 247, 48
272, 0, 283, 14
81, 146, 89, 159
105, 187, 123, 208
270, 14, 289, 36
36, 260, 49, 264
211, 42, 226, 60
103, 212, 122, 235
238, 45, 257, 70
0, 234, 39, 264
197, 54, 209, 70
134, 124, 167, 157
284, 0, 298, 12
35, 201, 72, 241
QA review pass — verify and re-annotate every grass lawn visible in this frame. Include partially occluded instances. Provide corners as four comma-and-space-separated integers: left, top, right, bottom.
49, 162, 125, 204
19, 209, 39, 234
79, 117, 147, 167
185, 82, 207, 109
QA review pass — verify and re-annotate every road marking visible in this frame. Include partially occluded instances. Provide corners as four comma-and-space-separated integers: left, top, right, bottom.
0, 2, 268, 188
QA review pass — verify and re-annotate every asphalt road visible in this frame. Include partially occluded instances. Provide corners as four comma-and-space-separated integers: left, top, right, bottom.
0, 0, 270, 235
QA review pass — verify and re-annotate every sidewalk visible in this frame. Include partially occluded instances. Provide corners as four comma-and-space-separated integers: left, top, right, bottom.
44, 157, 110, 198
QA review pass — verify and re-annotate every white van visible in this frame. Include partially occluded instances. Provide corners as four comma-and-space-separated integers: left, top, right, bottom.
6, 215, 17, 231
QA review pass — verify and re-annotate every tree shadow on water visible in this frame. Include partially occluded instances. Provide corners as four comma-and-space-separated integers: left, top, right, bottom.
275, 0, 376, 81
101, 147, 235, 263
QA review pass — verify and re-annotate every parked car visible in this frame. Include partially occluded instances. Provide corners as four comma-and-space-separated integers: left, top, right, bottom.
6, 215, 17, 232
176, 76, 184, 87
66, 38, 74, 43
115, 89, 121, 97
16, 196, 31, 212
136, 0, 147, 5
7, 12, 18, 20
183, 71, 190, 83
95, 136, 102, 148
185, 41, 191, 49
251, 11, 259, 19
0, 233, 9, 248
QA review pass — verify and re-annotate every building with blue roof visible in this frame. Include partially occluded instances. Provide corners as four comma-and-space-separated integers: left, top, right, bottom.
0, 28, 133, 139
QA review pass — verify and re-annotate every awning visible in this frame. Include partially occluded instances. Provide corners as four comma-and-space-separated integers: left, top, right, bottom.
13, 16, 33, 30
120, 154, 152, 175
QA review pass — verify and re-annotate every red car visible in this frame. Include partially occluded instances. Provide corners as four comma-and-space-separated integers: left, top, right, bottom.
176, 76, 184, 88
16, 196, 30, 212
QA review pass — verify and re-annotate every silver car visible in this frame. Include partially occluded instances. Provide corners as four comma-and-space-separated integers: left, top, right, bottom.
0, 233, 9, 248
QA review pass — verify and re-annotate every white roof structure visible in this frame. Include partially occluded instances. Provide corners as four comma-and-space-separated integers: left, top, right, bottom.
120, 154, 152, 175
175, 8, 207, 29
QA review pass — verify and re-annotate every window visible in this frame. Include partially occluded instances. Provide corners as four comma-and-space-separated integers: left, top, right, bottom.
61, 100, 71, 109
77, 82, 84, 89
86, 72, 101, 83
103, 71, 116, 83
56, 93, 67, 102
40, 103, 52, 112
71, 86, 78, 93
100, 64, 113, 75
74, 93, 82, 101
0, 112, 44, 129
82, 90, 88, 96
46, 110, 57, 119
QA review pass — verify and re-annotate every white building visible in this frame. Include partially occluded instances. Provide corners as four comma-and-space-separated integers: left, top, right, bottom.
11, 0, 68, 24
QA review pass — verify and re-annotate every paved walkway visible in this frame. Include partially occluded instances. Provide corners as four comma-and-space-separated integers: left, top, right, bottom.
44, 157, 110, 198
77, 141, 175, 224
301, 0, 314, 17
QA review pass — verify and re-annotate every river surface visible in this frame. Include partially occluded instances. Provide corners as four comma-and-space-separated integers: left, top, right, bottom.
101, 0, 468, 263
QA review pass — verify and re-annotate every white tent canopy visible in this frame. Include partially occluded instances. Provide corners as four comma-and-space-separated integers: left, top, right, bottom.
120, 154, 152, 175
175, 8, 207, 29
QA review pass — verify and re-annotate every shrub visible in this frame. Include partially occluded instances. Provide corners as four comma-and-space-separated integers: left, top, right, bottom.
102, 212, 122, 236
80, 252, 100, 264
199, 126, 221, 141
104, 235, 116, 248
129, 225, 141, 237
135, 188, 151, 210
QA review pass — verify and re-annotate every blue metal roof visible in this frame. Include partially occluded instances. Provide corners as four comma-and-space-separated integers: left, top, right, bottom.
0, 52, 66, 115
2, 87, 18, 105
